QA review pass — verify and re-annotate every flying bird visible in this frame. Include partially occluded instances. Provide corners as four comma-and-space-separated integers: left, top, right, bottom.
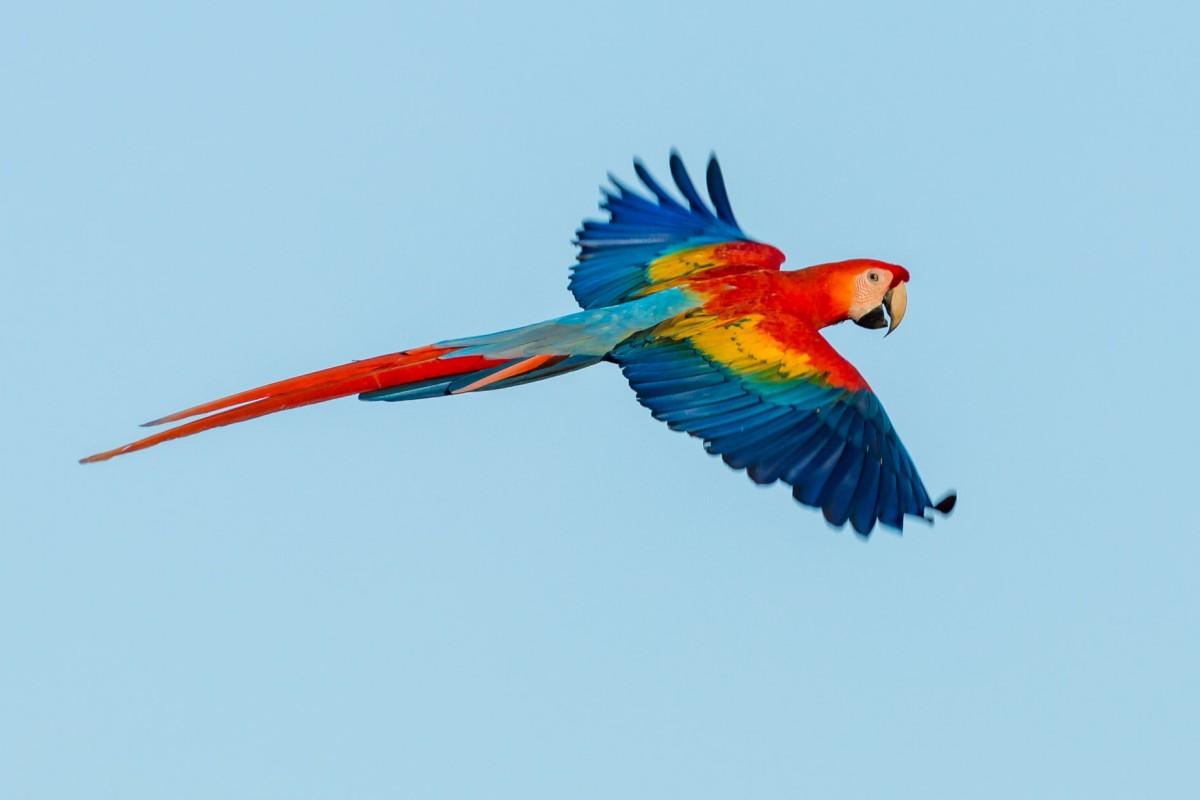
83, 152, 955, 535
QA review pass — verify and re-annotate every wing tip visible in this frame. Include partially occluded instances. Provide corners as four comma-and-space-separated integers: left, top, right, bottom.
819, 489, 956, 537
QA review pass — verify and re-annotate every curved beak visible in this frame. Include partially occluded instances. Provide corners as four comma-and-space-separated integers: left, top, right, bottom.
883, 280, 907, 336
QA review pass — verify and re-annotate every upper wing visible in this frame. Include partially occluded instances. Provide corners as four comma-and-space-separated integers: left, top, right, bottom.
613, 311, 955, 536
570, 151, 785, 309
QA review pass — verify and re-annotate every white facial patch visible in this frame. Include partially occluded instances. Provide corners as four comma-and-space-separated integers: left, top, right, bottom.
849, 268, 892, 320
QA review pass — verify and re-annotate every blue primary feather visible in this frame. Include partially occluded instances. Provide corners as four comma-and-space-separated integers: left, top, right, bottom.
633, 160, 687, 210
791, 437, 848, 508
850, 456, 883, 536
668, 150, 716, 218
705, 156, 739, 227
876, 467, 902, 530
821, 446, 866, 527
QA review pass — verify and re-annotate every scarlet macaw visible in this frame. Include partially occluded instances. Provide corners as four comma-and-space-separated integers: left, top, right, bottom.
83, 152, 955, 535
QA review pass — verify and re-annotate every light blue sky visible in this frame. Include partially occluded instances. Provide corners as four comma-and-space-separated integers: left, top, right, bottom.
3, 1, 1197, 797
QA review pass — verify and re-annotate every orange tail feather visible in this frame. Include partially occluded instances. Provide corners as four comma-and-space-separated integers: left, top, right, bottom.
139, 345, 449, 427
80, 345, 500, 464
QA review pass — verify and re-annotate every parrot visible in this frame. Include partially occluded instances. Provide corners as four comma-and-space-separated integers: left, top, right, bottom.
82, 152, 956, 536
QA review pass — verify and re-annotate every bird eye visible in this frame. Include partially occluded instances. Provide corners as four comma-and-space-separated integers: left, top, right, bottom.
867, 271, 881, 283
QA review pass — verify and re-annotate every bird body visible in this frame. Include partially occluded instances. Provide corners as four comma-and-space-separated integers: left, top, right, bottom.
83, 153, 955, 536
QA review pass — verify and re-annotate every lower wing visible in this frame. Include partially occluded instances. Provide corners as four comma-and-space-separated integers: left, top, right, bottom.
613, 311, 955, 535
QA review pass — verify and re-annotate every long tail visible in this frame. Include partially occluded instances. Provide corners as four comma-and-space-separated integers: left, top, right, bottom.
80, 343, 598, 464
81, 289, 702, 464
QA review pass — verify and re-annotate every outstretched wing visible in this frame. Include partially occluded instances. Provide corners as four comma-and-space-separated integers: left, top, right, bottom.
614, 312, 955, 535
570, 151, 785, 310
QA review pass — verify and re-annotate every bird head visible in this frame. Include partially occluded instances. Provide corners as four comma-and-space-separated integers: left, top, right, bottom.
833, 259, 910, 335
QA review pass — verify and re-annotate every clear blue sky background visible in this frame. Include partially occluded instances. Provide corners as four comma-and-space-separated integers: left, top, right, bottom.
3, 1, 1197, 797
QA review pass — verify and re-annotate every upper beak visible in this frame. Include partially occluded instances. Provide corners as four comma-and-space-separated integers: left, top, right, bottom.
883, 280, 907, 336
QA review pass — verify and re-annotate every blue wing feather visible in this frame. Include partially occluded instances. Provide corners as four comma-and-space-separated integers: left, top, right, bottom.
850, 455, 883, 536
615, 335, 948, 536
705, 156, 739, 227
821, 444, 866, 527
791, 436, 848, 508
633, 160, 687, 210
571, 153, 751, 309
668, 150, 717, 219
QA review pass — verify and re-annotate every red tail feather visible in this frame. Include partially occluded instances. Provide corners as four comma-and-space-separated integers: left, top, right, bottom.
80, 345, 501, 463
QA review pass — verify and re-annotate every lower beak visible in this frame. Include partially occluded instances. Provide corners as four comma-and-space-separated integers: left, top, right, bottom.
853, 305, 888, 330
883, 281, 908, 336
